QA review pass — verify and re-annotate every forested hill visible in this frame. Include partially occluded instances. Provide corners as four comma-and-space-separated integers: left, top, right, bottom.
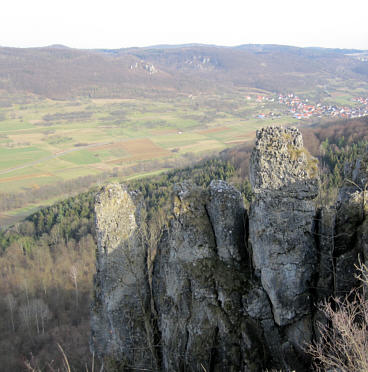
0, 157, 241, 371
0, 115, 368, 370
0, 44, 367, 99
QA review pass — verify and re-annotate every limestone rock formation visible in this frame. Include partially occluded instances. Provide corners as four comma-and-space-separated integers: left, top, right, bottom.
153, 181, 264, 371
91, 183, 154, 369
249, 126, 319, 326
247, 127, 319, 370
91, 126, 368, 372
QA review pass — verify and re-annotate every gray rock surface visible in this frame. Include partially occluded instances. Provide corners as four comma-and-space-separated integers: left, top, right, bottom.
91, 183, 154, 369
246, 126, 319, 371
249, 126, 319, 327
90, 126, 368, 372
207, 180, 247, 265
315, 207, 335, 301
153, 181, 264, 371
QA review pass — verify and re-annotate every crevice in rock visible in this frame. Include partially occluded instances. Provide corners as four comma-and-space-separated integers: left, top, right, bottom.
260, 282, 278, 328
183, 328, 190, 371
183, 278, 193, 367
334, 229, 362, 258
209, 326, 219, 372
204, 203, 218, 254
310, 208, 322, 310
150, 307, 162, 370
243, 210, 252, 271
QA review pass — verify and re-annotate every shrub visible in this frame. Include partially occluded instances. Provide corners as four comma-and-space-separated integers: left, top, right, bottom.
307, 263, 368, 372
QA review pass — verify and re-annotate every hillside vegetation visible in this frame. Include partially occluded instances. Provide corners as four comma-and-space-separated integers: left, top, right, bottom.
1, 44, 368, 226
1, 44, 367, 99
0, 116, 367, 370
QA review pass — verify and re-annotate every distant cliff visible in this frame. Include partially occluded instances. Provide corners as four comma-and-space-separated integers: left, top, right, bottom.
91, 126, 368, 371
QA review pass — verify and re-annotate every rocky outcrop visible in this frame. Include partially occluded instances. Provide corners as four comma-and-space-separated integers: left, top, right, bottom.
153, 181, 264, 371
247, 127, 319, 370
249, 127, 319, 326
91, 184, 154, 369
91, 126, 368, 371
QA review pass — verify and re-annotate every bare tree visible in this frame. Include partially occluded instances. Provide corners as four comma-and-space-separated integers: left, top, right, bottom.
307, 263, 368, 372
5, 293, 16, 332
32, 298, 51, 334
70, 264, 79, 308
19, 302, 32, 336
19, 298, 51, 335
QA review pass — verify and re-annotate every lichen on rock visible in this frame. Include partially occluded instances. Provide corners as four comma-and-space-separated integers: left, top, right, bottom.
153, 181, 260, 371
90, 126, 368, 372
249, 127, 319, 327
91, 183, 153, 369
250, 126, 318, 194
246, 126, 320, 371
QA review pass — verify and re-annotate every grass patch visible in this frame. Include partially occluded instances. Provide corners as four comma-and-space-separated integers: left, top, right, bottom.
60, 150, 101, 165
0, 120, 34, 132
0, 146, 51, 171
2, 90, 348, 216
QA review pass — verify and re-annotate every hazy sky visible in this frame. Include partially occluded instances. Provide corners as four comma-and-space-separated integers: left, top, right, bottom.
2, 0, 368, 50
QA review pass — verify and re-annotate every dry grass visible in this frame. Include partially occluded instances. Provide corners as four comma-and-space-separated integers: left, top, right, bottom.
307, 263, 368, 372
149, 128, 177, 135
197, 126, 230, 134
225, 138, 250, 144
88, 141, 126, 151
0, 173, 52, 183
122, 138, 170, 159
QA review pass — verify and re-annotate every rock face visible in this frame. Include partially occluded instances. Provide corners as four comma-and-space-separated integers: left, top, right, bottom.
91, 184, 154, 369
91, 126, 368, 371
249, 127, 319, 327
247, 127, 319, 370
153, 181, 263, 371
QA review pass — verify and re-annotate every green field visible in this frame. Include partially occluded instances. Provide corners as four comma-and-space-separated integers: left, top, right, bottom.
0, 85, 367, 226
0, 94, 278, 191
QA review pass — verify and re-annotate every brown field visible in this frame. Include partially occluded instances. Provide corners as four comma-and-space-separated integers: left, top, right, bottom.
149, 129, 177, 135
123, 138, 170, 155
88, 141, 126, 151
106, 138, 170, 163
0, 173, 52, 183
177, 140, 222, 151
197, 126, 230, 134
92, 98, 137, 104
330, 91, 345, 97
107, 158, 133, 165
224, 139, 249, 144
224, 133, 256, 144
9, 132, 44, 144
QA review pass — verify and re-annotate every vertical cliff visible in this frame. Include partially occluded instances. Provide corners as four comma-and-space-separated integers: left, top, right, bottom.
91, 184, 154, 370
153, 180, 264, 371
248, 127, 319, 370
91, 126, 368, 371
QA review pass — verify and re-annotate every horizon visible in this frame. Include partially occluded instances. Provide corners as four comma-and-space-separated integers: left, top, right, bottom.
0, 42, 367, 52
3, 0, 368, 50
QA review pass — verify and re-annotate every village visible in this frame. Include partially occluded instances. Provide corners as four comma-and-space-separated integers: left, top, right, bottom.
254, 93, 368, 121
